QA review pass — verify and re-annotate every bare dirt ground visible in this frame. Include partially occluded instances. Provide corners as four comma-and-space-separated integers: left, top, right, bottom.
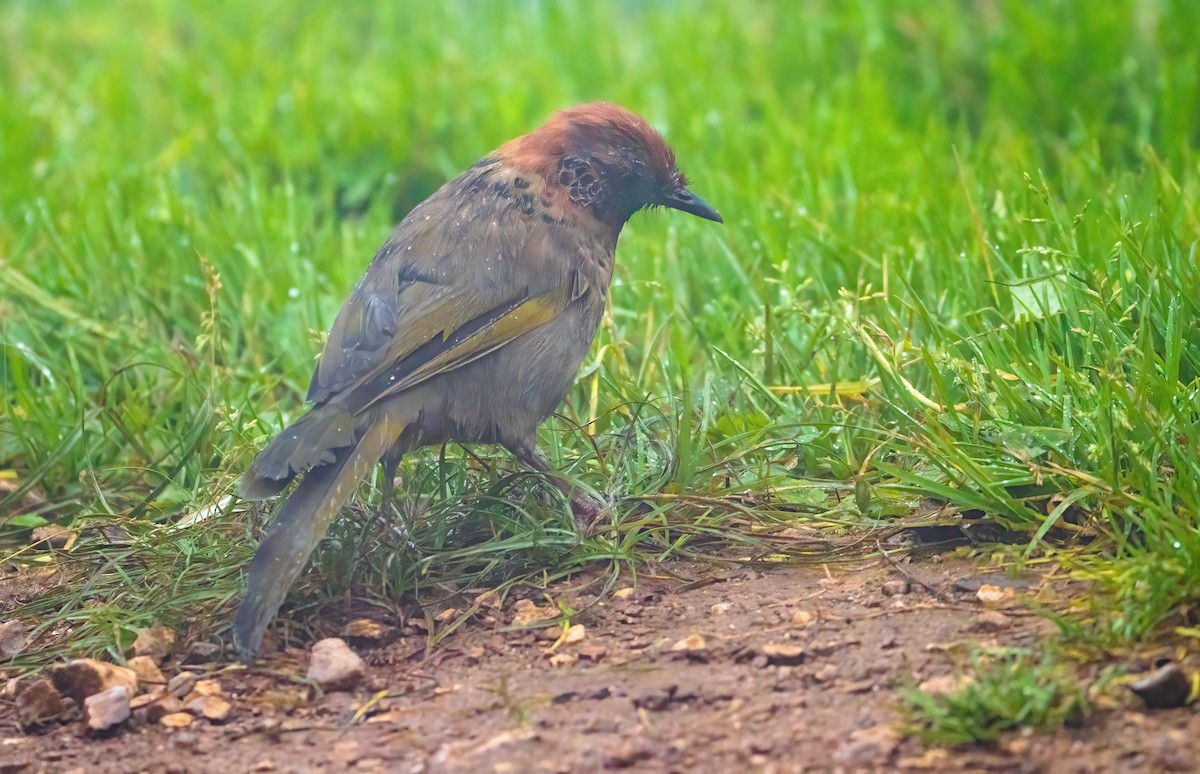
3, 553, 1199, 773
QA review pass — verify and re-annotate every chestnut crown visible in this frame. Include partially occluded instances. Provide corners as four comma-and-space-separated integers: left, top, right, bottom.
500, 102, 722, 228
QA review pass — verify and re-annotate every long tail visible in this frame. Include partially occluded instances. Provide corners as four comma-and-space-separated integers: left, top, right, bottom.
233, 413, 405, 660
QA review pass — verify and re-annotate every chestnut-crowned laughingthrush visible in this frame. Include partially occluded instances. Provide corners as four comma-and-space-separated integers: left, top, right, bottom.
234, 102, 722, 658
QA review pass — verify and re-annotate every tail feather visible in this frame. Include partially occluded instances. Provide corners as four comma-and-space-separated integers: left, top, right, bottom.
240, 406, 357, 500
233, 413, 405, 660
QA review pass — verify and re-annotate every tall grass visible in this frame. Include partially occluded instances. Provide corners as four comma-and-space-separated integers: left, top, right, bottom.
2, 0, 1198, 659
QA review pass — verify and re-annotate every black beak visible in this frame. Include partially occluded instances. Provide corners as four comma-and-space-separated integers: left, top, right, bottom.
662, 186, 723, 224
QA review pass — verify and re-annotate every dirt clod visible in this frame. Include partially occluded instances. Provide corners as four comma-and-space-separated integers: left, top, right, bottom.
341, 619, 398, 648
307, 638, 365, 692
49, 659, 138, 704
882, 579, 910, 596
762, 643, 805, 666
0, 618, 29, 659
13, 676, 68, 728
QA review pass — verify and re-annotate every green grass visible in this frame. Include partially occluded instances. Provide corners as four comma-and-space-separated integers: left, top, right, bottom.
2, 0, 1199, 672
900, 647, 1091, 745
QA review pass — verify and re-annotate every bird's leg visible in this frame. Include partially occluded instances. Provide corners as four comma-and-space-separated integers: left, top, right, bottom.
504, 441, 602, 530
377, 451, 409, 542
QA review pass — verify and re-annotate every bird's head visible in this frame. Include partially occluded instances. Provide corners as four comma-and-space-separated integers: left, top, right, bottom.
499, 102, 722, 231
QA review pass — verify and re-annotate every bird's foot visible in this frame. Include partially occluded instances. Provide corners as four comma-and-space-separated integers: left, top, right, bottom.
570, 494, 604, 533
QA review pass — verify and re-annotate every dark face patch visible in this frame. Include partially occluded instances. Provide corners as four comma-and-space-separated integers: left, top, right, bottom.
558, 156, 606, 208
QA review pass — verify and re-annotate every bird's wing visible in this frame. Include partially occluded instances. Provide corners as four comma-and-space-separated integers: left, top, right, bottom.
305, 166, 576, 414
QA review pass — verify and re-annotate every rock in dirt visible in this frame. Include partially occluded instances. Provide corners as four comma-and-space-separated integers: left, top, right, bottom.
511, 599, 559, 627
83, 685, 131, 731
184, 678, 223, 700
563, 623, 587, 644
167, 671, 197, 698
29, 524, 71, 550
131, 626, 175, 664
126, 655, 166, 687
13, 676, 68, 727
976, 584, 1015, 608
160, 711, 194, 728
185, 694, 232, 722
181, 641, 220, 664
671, 633, 707, 652
763, 643, 806, 666
882, 579, 910, 596
791, 609, 814, 628
307, 638, 365, 692
0, 619, 29, 659
49, 659, 138, 703
1130, 662, 1193, 709
918, 673, 972, 695
137, 695, 183, 724
341, 619, 399, 648
973, 610, 1012, 632
834, 724, 899, 767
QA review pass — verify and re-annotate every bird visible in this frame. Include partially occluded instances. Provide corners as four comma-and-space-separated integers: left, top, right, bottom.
233, 102, 722, 659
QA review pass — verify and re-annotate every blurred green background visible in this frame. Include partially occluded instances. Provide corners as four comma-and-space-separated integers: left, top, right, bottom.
2, 0, 1198, 654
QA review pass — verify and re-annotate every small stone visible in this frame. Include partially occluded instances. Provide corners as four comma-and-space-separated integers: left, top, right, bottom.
612, 588, 635, 600
13, 676, 67, 728
160, 711, 194, 728
710, 602, 732, 616
130, 691, 163, 710
918, 674, 971, 695
250, 761, 276, 772
791, 610, 814, 628
341, 619, 398, 649
976, 584, 1015, 608
186, 679, 222, 699
29, 525, 71, 550
307, 638, 365, 692
563, 624, 586, 644
185, 694, 232, 722
762, 643, 805, 666
49, 659, 138, 703
181, 641, 220, 664
973, 610, 1012, 632
577, 644, 608, 662
1130, 663, 1192, 709
670, 633, 707, 652
126, 656, 166, 688
882, 580, 910, 596
140, 696, 184, 724
131, 626, 175, 664
0, 619, 29, 659
83, 685, 131, 731
548, 652, 577, 668
167, 671, 197, 699
511, 599, 558, 627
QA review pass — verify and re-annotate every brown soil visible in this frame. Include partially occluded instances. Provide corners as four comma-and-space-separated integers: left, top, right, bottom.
3, 555, 1199, 773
